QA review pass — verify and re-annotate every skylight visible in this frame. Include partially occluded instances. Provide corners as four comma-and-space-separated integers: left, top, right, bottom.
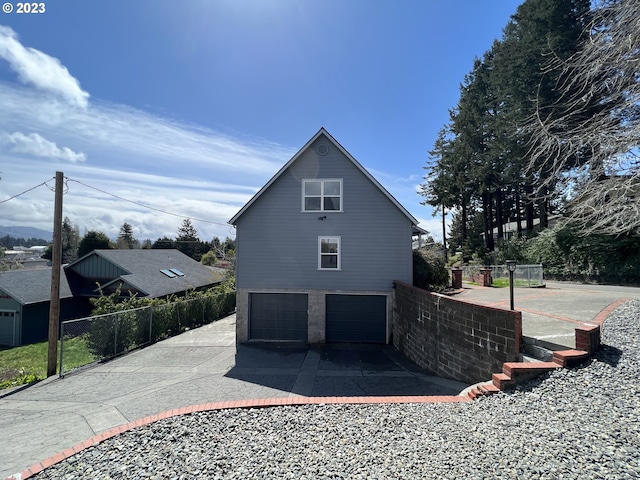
160, 268, 186, 278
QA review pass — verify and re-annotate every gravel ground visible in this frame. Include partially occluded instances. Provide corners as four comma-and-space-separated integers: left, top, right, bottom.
33, 301, 640, 479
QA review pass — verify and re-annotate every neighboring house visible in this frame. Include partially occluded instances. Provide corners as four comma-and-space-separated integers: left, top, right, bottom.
229, 128, 422, 344
65, 249, 225, 299
481, 215, 562, 244
0, 249, 224, 347
1, 246, 49, 270
0, 268, 79, 347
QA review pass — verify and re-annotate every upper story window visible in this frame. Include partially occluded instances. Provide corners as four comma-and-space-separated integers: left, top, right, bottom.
303, 179, 342, 212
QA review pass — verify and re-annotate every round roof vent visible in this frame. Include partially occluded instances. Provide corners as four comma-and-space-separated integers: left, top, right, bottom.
317, 144, 329, 156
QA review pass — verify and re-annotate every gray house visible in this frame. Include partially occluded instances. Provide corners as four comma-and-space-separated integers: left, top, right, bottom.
0, 268, 78, 347
229, 128, 421, 344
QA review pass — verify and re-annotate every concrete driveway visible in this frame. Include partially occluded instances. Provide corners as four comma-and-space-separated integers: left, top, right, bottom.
0, 314, 468, 479
456, 280, 640, 348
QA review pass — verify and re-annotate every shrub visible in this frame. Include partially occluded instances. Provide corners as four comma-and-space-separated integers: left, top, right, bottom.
413, 249, 450, 291
85, 283, 237, 358
200, 250, 218, 266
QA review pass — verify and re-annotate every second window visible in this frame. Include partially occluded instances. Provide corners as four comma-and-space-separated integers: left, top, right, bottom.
319, 236, 341, 270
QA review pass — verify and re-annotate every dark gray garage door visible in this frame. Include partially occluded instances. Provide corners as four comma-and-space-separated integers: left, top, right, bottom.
326, 294, 386, 343
250, 293, 308, 341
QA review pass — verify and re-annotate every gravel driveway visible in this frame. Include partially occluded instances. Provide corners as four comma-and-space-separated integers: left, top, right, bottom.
31, 301, 640, 479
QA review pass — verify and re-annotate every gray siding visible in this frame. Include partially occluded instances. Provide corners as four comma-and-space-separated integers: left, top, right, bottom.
71, 254, 127, 279
236, 134, 412, 291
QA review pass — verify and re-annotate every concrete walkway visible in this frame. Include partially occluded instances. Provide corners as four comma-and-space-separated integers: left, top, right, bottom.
0, 315, 468, 479
456, 280, 640, 348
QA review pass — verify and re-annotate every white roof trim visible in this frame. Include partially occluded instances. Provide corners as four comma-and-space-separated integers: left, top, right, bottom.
229, 127, 419, 226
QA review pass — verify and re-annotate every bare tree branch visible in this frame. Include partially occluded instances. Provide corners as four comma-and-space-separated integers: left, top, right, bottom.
527, 0, 640, 235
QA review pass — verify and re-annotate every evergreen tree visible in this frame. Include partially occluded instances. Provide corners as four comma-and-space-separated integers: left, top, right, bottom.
491, 0, 591, 233
78, 230, 113, 258
61, 216, 80, 263
151, 236, 175, 249
175, 219, 202, 260
117, 222, 138, 249
421, 0, 591, 257
420, 126, 473, 252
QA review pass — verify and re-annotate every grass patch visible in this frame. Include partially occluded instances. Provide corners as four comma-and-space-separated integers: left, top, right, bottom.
0, 337, 95, 390
491, 278, 541, 288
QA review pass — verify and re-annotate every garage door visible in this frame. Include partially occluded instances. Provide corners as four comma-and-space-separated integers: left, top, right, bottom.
326, 294, 386, 343
0, 311, 19, 347
250, 293, 308, 341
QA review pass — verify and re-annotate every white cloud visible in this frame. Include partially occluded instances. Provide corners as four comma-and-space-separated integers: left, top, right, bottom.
1, 131, 86, 162
0, 26, 89, 108
0, 149, 267, 242
0, 83, 292, 176
413, 216, 443, 242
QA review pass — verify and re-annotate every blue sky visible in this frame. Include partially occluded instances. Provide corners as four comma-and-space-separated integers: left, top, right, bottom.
0, 0, 523, 242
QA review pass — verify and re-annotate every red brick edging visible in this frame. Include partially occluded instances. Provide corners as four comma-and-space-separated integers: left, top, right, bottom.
590, 297, 628, 326
5, 395, 469, 480
467, 297, 628, 400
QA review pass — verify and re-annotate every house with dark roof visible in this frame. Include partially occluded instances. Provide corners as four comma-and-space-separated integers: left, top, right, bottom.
229, 128, 421, 344
0, 249, 224, 347
0, 268, 80, 346
65, 249, 224, 299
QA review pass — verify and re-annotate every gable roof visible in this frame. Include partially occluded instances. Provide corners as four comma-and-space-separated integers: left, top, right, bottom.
65, 249, 225, 298
229, 127, 419, 226
0, 267, 73, 305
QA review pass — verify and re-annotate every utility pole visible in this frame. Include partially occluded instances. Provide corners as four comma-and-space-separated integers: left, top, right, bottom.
47, 171, 63, 377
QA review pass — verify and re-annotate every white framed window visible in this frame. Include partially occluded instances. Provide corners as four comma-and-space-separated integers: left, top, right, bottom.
303, 179, 342, 212
318, 236, 341, 270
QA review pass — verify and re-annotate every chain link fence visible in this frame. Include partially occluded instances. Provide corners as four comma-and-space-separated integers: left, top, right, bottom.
490, 264, 544, 287
59, 291, 235, 376
459, 264, 544, 287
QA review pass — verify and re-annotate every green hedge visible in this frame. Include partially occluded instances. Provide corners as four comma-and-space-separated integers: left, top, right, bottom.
86, 289, 236, 359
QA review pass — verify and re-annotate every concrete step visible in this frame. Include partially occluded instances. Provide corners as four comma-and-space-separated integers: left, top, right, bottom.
521, 345, 552, 362
523, 335, 571, 361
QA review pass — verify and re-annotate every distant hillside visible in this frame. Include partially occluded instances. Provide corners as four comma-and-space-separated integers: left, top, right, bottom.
0, 225, 52, 242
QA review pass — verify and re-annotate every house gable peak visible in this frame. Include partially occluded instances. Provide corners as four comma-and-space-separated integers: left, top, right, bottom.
229, 128, 418, 226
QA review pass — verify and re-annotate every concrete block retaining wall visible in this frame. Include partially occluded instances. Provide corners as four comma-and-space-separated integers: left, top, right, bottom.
392, 281, 522, 384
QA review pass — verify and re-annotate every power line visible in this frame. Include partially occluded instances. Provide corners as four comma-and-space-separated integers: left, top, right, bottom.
0, 178, 55, 205
65, 177, 231, 227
